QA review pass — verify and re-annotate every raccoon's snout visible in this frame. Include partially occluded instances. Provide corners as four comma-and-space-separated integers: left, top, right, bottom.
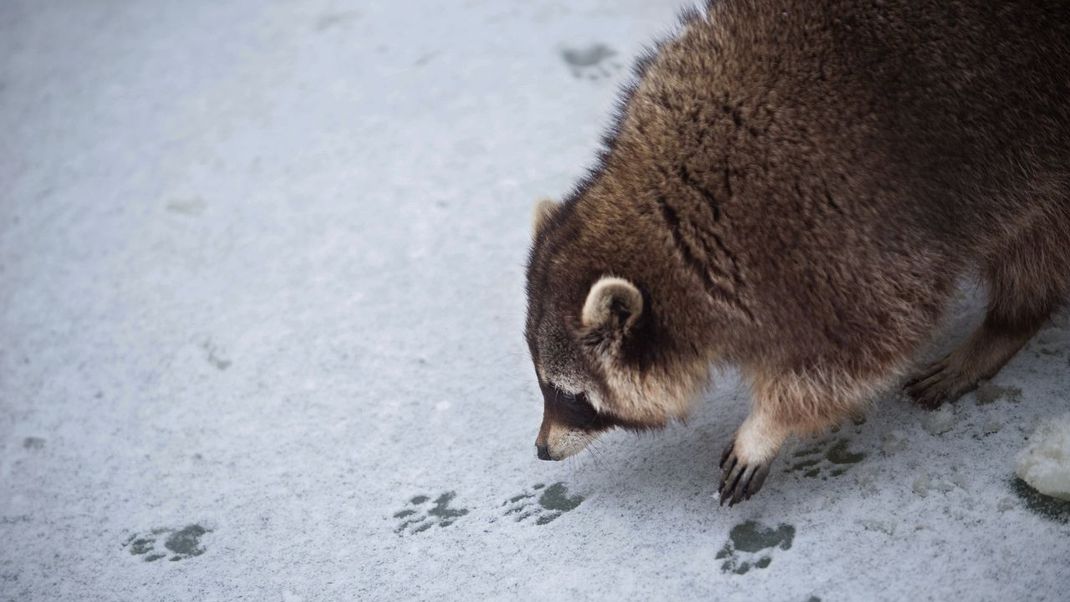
536, 443, 553, 461
537, 426, 595, 461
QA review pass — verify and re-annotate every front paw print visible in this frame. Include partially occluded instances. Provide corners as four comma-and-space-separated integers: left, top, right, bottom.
501, 483, 584, 525
123, 524, 211, 562
393, 492, 468, 535
719, 438, 772, 506
784, 437, 867, 479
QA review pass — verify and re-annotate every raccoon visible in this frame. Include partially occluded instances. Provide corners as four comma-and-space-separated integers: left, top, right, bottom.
524, 0, 1070, 505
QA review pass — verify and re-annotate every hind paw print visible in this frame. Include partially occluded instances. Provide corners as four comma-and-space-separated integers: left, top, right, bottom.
123, 524, 210, 562
560, 44, 622, 81
393, 492, 468, 535
784, 438, 866, 479
501, 483, 584, 525
716, 520, 795, 575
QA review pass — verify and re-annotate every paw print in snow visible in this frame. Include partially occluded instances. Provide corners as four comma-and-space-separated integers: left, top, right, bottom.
502, 482, 584, 525
394, 492, 468, 535
123, 524, 210, 562
561, 44, 622, 80
716, 520, 795, 575
201, 339, 232, 370
784, 438, 866, 479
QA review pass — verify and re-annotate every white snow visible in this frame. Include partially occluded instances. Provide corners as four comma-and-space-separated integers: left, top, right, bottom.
880, 429, 908, 454
1, 0, 1069, 600
1016, 414, 1070, 501
922, 405, 956, 436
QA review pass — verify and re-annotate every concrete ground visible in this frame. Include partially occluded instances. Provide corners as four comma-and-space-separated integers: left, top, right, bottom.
2, 1, 1069, 600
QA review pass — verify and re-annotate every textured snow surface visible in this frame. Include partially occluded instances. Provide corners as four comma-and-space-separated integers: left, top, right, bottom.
2, 1, 1070, 600
1017, 414, 1070, 502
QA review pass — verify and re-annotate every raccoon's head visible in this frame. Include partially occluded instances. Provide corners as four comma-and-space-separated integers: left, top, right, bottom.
524, 198, 711, 461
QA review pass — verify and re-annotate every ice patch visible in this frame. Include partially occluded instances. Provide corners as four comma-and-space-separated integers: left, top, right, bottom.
1015, 413, 1070, 501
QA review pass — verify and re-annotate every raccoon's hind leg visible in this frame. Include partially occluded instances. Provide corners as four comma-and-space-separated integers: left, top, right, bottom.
906, 222, 1069, 408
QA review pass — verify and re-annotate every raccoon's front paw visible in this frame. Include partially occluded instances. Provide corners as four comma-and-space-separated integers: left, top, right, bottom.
718, 438, 772, 506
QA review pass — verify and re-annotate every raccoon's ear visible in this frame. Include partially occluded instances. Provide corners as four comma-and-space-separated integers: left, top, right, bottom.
532, 198, 558, 235
581, 276, 643, 333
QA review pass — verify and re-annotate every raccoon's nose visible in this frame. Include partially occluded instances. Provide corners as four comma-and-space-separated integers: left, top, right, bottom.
536, 444, 552, 461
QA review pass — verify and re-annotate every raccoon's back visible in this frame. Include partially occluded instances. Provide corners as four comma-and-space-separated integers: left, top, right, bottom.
615, 0, 1070, 249
587, 0, 1070, 357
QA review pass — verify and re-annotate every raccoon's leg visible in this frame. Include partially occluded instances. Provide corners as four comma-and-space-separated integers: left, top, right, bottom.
718, 408, 787, 506
906, 224, 1068, 408
719, 369, 865, 505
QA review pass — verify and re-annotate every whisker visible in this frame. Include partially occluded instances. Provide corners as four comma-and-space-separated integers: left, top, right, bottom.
583, 440, 604, 468
585, 434, 612, 468
566, 453, 580, 476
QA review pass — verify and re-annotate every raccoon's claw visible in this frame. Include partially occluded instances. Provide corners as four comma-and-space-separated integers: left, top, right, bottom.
719, 439, 735, 469
718, 442, 771, 506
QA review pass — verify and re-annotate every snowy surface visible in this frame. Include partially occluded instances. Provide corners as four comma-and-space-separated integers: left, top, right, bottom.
2, 1, 1069, 600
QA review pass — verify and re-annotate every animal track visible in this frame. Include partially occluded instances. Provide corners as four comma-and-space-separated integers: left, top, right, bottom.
716, 520, 795, 575
123, 524, 210, 562
202, 340, 232, 370
502, 482, 584, 525
394, 492, 468, 535
165, 197, 205, 216
314, 10, 362, 32
560, 44, 622, 80
974, 383, 1022, 405
784, 437, 867, 479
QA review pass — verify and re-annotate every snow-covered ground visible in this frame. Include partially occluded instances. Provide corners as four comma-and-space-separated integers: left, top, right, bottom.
2, 1, 1069, 600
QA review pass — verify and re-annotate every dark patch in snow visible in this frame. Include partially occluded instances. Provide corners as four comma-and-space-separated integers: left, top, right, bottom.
716, 520, 795, 574
314, 11, 362, 32
974, 383, 1021, 405
1010, 478, 1070, 524
413, 52, 438, 67
124, 524, 211, 562
202, 340, 232, 370
394, 492, 468, 534
501, 482, 583, 525
826, 439, 866, 465
560, 44, 621, 80
0, 515, 31, 524
165, 198, 205, 216
786, 438, 866, 479
22, 437, 45, 450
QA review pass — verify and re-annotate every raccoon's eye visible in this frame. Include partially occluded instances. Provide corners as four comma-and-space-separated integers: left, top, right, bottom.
559, 390, 589, 406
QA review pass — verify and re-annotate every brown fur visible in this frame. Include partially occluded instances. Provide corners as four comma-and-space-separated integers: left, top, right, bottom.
525, 0, 1070, 501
